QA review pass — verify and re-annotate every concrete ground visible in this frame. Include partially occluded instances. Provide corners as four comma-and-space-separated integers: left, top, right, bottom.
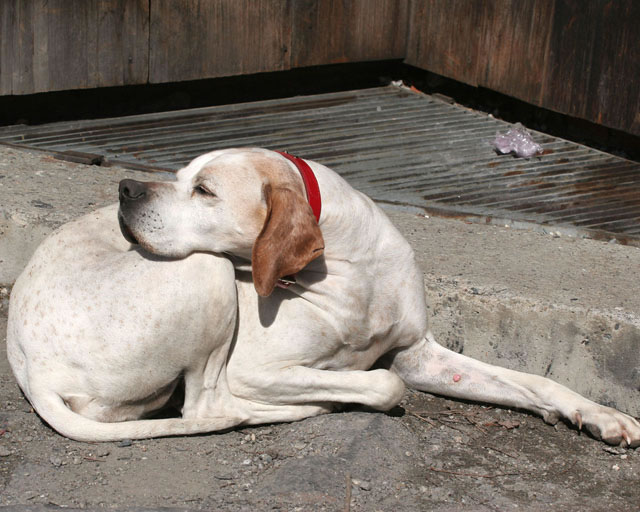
1, 146, 639, 511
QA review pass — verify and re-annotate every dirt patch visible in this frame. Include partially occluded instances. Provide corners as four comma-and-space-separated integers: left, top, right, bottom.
1, 303, 638, 511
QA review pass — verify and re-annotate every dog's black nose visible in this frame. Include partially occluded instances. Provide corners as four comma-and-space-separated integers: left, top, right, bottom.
119, 179, 147, 202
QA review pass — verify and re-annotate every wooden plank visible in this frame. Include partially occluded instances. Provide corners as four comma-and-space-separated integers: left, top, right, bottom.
7, 0, 149, 95
0, 1, 16, 94
541, 0, 600, 121
122, 0, 151, 85
583, 1, 640, 135
94, 0, 149, 87
45, 0, 94, 92
478, 0, 555, 107
149, 0, 291, 83
405, 0, 484, 86
12, 0, 37, 94
291, 0, 409, 67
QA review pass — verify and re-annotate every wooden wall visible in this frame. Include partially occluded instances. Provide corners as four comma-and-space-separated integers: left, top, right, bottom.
406, 0, 640, 136
149, 0, 291, 83
0, 0, 149, 95
0, 0, 408, 94
1, 0, 638, 136
290, 0, 408, 67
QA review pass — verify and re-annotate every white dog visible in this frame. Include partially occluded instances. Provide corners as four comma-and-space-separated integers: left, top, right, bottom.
7, 148, 640, 446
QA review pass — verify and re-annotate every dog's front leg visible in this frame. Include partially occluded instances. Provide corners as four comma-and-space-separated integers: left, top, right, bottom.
230, 365, 406, 413
390, 333, 640, 446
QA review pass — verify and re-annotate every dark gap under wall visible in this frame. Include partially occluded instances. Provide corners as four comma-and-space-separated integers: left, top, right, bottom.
0, 61, 404, 126
1, 60, 638, 162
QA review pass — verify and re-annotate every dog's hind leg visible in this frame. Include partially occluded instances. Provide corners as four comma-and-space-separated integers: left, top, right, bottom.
65, 378, 180, 422
389, 332, 640, 447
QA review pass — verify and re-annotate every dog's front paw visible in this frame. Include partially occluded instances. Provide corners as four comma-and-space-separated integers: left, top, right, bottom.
572, 406, 640, 447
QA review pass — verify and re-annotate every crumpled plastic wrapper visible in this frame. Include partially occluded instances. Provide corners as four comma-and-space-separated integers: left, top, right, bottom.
492, 123, 542, 158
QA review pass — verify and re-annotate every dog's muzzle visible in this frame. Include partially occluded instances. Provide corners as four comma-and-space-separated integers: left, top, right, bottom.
118, 211, 138, 245
118, 179, 149, 245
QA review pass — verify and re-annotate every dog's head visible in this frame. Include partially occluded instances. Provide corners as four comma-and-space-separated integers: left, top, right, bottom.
118, 148, 324, 296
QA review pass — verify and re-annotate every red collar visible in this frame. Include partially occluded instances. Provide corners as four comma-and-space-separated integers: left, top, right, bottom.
275, 151, 322, 223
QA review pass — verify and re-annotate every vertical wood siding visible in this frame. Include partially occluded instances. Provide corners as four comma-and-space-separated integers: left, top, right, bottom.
0, 0, 148, 95
291, 0, 409, 67
478, 0, 555, 106
405, 0, 640, 136
406, 0, 484, 87
0, 0, 638, 135
546, 0, 639, 135
149, 0, 291, 83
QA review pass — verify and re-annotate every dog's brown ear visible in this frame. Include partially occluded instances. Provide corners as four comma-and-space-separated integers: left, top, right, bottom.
252, 184, 324, 297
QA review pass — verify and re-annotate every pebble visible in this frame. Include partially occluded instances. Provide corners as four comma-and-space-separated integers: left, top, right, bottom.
117, 439, 132, 447
0, 446, 11, 457
242, 458, 252, 466
50, 455, 63, 467
352, 479, 372, 491
293, 442, 306, 450
260, 453, 273, 464
603, 446, 626, 456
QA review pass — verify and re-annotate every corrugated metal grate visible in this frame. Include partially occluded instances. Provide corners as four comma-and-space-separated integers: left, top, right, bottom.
1, 86, 639, 243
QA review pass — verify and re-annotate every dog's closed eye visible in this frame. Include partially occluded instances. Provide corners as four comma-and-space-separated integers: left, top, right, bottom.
193, 184, 216, 198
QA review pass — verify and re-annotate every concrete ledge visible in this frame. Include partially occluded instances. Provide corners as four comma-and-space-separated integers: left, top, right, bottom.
1, 146, 639, 416
427, 279, 639, 415
387, 209, 640, 416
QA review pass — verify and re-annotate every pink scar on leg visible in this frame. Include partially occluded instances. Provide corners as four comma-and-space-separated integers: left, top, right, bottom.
453, 374, 461, 382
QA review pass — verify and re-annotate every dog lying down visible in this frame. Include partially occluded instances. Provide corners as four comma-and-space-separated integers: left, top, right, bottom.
7, 148, 640, 445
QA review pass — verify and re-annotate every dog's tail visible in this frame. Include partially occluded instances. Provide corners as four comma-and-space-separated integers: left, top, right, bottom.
27, 386, 244, 442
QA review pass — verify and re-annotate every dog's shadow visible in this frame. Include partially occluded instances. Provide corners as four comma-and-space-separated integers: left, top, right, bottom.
236, 256, 329, 328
